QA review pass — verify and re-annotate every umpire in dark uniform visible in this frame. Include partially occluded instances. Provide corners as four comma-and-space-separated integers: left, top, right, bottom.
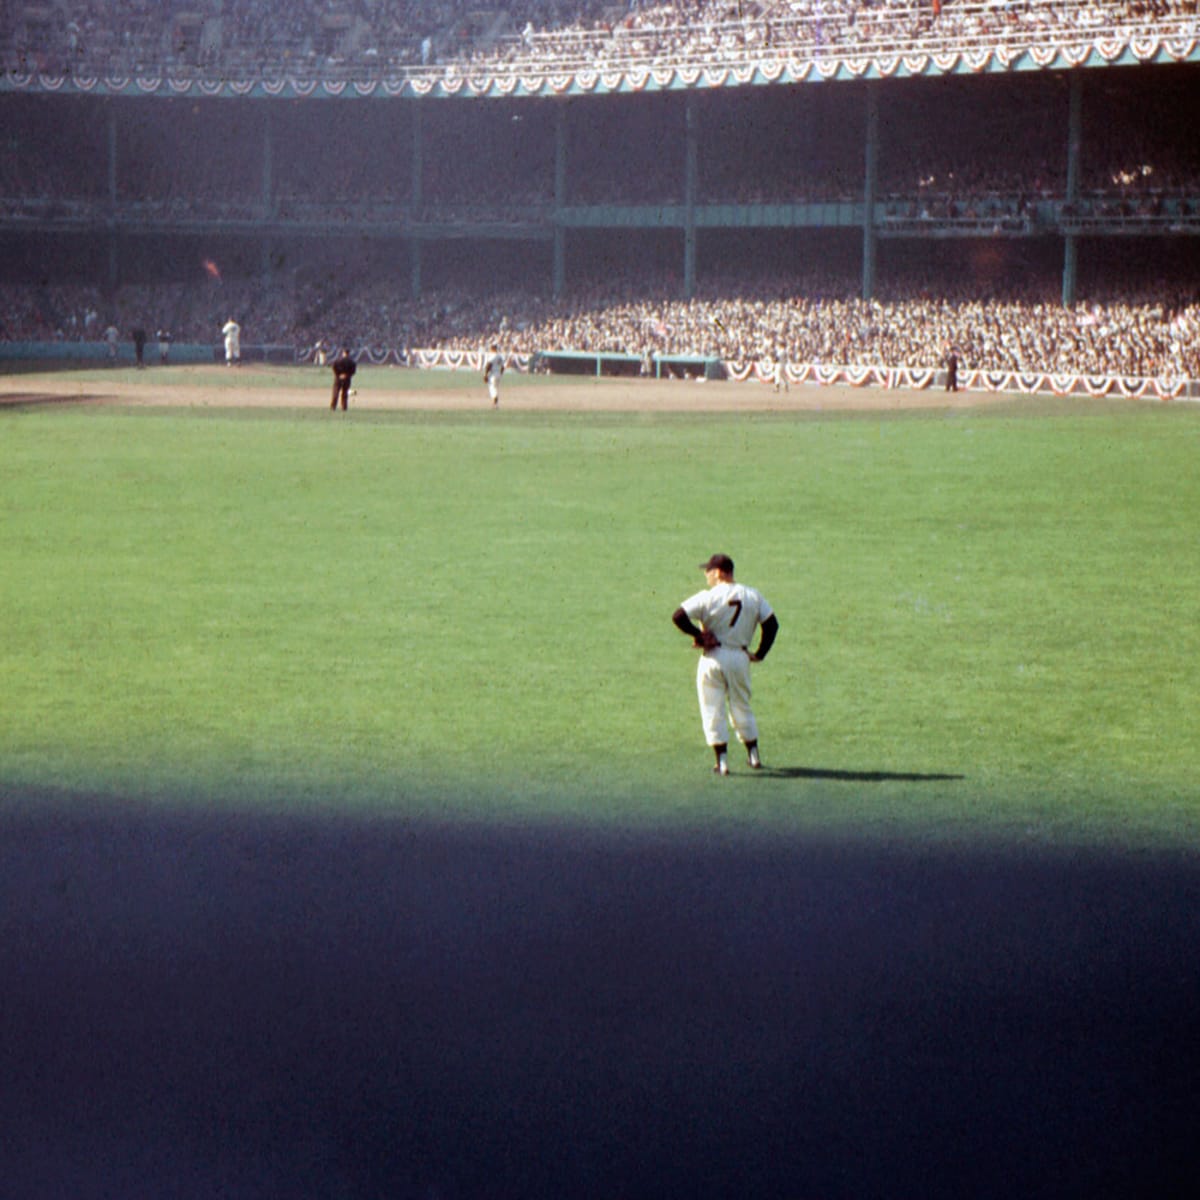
330, 346, 356, 411
943, 344, 959, 393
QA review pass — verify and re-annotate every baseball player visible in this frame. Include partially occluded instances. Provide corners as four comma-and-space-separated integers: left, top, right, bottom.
483, 344, 504, 406
943, 344, 959, 393
329, 346, 356, 411
773, 346, 789, 393
222, 317, 240, 366
673, 553, 779, 775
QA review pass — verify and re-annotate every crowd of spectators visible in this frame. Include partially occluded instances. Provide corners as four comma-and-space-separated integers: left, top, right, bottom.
401, 269, 1200, 380
4, 261, 1198, 380
5, 92, 1200, 224
3, 0, 1199, 85
7, 41, 1200, 220
469, 0, 1200, 82
5, 4, 1200, 382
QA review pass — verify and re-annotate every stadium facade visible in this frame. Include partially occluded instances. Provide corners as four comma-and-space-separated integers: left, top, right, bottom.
3, 4, 1200, 393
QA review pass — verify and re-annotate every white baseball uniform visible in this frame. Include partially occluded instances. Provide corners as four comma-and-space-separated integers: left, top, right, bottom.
222, 320, 240, 365
773, 352, 788, 392
680, 580, 774, 747
484, 350, 504, 404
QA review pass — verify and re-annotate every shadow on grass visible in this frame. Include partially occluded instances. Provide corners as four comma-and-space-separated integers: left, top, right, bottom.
759, 765, 965, 783
0, 392, 106, 409
2, 785, 1197, 1199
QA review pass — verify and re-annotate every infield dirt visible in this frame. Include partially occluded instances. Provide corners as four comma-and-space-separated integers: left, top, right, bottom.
0, 363, 1008, 413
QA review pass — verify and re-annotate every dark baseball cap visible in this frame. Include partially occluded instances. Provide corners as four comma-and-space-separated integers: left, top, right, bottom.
700, 553, 734, 574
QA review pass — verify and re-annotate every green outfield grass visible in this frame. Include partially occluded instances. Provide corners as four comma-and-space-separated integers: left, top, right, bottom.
3, 375, 1199, 850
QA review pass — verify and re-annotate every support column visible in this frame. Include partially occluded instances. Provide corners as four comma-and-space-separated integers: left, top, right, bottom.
261, 110, 274, 283
862, 83, 879, 302
554, 101, 567, 298
1062, 70, 1083, 308
1062, 236, 1078, 309
411, 100, 423, 210
411, 239, 422, 302
411, 102, 423, 300
683, 96, 698, 299
553, 229, 565, 300
261, 107, 273, 216
106, 108, 118, 292
106, 107, 118, 207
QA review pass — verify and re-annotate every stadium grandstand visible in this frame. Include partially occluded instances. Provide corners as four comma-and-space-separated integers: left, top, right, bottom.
3, 0, 1200, 394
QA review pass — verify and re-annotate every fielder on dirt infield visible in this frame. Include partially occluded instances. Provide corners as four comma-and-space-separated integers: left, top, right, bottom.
221, 317, 241, 366
483, 344, 505, 406
329, 346, 357, 411
672, 553, 779, 776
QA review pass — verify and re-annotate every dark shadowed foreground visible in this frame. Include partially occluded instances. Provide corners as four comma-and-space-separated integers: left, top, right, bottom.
2, 791, 1197, 1199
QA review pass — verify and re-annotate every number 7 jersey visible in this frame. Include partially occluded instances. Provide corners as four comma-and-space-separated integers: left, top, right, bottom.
680, 582, 774, 652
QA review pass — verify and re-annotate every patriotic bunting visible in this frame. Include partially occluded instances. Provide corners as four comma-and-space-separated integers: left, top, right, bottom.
3, 31, 1196, 99
511, 357, 1194, 400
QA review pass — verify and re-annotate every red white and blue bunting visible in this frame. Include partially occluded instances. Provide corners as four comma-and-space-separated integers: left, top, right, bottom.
727, 360, 1188, 399
405, 348, 536, 372
297, 347, 1193, 400
6, 32, 1197, 100
296, 345, 536, 372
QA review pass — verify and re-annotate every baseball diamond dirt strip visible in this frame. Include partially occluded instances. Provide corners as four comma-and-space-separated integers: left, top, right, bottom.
0, 365, 1010, 412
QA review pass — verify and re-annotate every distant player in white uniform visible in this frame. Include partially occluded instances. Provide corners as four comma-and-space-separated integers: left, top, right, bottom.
483, 344, 504, 406
773, 346, 789, 393
673, 553, 779, 775
222, 317, 240, 366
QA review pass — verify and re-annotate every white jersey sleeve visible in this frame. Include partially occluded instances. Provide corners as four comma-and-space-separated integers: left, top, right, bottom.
681, 582, 773, 651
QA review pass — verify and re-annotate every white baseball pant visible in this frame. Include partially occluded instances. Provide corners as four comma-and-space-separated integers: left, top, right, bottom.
695, 645, 758, 747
